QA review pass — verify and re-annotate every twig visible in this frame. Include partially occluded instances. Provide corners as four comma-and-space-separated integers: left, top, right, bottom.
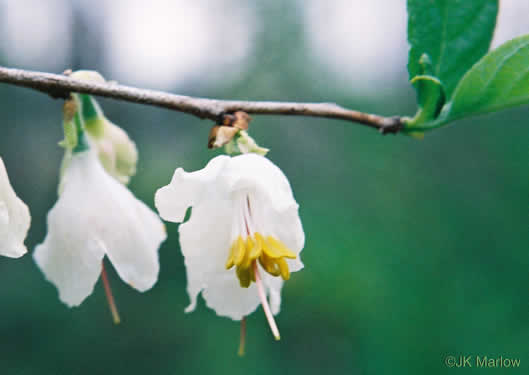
0, 66, 403, 134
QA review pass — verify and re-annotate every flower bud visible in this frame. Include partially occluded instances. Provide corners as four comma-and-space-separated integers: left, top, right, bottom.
95, 119, 138, 185
208, 125, 239, 149
71, 87, 138, 184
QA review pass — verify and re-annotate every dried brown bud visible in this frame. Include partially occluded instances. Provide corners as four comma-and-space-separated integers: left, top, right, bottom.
208, 125, 239, 149
232, 111, 251, 130
221, 114, 235, 126
220, 111, 251, 130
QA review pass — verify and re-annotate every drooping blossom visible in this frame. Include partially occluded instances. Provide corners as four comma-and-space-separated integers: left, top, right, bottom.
155, 153, 304, 339
34, 150, 166, 307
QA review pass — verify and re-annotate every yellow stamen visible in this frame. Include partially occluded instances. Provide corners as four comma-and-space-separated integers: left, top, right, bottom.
277, 258, 290, 280
225, 241, 237, 269
247, 236, 261, 261
236, 266, 252, 288
234, 236, 246, 266
227, 232, 296, 286
259, 253, 281, 277
266, 236, 297, 259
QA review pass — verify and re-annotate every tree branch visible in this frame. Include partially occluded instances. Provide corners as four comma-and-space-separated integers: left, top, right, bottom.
0, 66, 403, 134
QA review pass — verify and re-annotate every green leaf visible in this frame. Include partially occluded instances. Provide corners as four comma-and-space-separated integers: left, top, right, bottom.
408, 74, 445, 126
407, 0, 498, 98
406, 53, 446, 127
447, 34, 529, 121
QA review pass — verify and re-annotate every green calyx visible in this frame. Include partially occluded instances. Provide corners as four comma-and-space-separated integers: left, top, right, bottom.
78, 94, 105, 138
72, 112, 90, 153
59, 98, 90, 154
60, 118, 77, 150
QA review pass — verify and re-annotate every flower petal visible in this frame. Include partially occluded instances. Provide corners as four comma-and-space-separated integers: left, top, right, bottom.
34, 232, 105, 307
222, 154, 296, 212
201, 275, 261, 320
155, 155, 230, 223
34, 151, 166, 306
0, 157, 30, 258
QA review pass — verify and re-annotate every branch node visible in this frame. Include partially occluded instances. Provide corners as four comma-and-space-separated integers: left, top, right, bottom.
219, 111, 251, 130
44, 88, 71, 100
378, 116, 403, 135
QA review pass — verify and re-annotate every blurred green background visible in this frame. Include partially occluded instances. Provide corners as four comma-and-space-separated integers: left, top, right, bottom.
0, 1, 528, 374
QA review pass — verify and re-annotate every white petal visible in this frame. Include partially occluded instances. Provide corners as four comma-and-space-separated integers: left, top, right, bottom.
155, 155, 230, 223
201, 274, 261, 320
34, 151, 166, 306
34, 233, 105, 307
0, 157, 30, 258
220, 154, 296, 212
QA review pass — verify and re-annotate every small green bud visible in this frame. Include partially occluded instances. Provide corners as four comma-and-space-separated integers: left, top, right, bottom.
94, 119, 138, 185
69, 71, 138, 185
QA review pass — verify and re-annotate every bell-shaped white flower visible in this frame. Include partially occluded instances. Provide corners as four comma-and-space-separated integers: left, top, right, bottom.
34, 150, 166, 307
0, 157, 30, 258
155, 153, 304, 339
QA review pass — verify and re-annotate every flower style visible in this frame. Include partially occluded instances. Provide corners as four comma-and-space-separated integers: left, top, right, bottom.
155, 153, 304, 339
0, 157, 30, 258
34, 150, 166, 307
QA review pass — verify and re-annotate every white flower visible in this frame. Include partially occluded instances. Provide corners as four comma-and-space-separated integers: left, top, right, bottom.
155, 154, 304, 338
34, 150, 166, 307
0, 157, 30, 258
